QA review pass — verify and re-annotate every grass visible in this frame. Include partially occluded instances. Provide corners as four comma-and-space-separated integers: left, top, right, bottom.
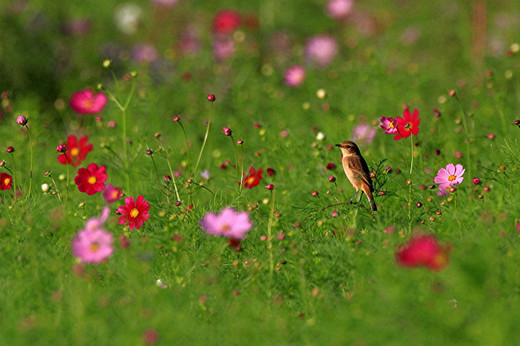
1, 0, 520, 344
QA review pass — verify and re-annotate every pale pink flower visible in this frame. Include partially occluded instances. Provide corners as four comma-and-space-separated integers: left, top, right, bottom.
213, 36, 235, 61
69, 89, 108, 115
326, 0, 354, 19
150, 0, 179, 7
284, 65, 306, 87
305, 35, 338, 67
200, 207, 253, 239
131, 44, 157, 63
434, 163, 465, 194
351, 123, 376, 144
72, 207, 114, 264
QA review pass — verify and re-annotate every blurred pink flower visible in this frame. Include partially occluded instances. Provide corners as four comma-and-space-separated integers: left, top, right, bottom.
434, 163, 465, 193
213, 36, 235, 61
351, 123, 376, 144
305, 35, 338, 67
200, 207, 253, 239
150, 0, 179, 7
284, 65, 306, 87
69, 89, 108, 115
326, 0, 354, 19
396, 234, 451, 272
103, 184, 124, 204
72, 207, 114, 264
131, 44, 157, 63
213, 9, 241, 35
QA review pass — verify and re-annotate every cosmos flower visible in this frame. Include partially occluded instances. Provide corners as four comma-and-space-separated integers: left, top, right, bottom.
212, 9, 241, 35
379, 116, 398, 135
326, 0, 354, 19
200, 207, 253, 239
117, 195, 150, 230
69, 89, 108, 115
72, 207, 113, 264
396, 233, 451, 272
351, 123, 376, 144
74, 163, 108, 195
57, 135, 93, 167
284, 65, 306, 87
434, 163, 465, 195
393, 108, 421, 140
103, 184, 124, 204
305, 35, 339, 67
243, 167, 263, 189
0, 172, 12, 190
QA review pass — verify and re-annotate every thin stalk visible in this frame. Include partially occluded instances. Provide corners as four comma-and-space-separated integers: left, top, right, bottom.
453, 95, 472, 178
193, 103, 214, 177
267, 189, 276, 277
26, 126, 34, 199
230, 135, 241, 194
8, 154, 16, 201
408, 135, 414, 234
165, 154, 181, 202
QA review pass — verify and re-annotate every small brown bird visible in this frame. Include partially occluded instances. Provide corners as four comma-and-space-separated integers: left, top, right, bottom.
335, 141, 377, 211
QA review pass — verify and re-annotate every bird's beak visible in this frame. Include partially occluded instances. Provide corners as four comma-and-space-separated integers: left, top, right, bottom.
335, 144, 341, 147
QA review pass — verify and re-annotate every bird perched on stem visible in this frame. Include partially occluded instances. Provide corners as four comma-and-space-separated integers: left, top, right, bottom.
335, 141, 377, 211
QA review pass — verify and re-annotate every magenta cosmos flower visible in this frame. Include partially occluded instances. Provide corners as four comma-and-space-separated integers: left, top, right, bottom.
305, 35, 338, 67
200, 207, 253, 239
69, 89, 108, 115
379, 116, 398, 134
72, 207, 114, 264
117, 195, 150, 230
284, 65, 306, 87
434, 163, 465, 195
326, 0, 354, 19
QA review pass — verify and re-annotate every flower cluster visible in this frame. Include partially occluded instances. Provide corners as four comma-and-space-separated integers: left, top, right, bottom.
380, 108, 421, 140
396, 234, 451, 272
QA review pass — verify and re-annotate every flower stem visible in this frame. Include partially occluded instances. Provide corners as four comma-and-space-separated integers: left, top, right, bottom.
177, 121, 190, 170
453, 95, 472, 178
408, 135, 414, 234
230, 134, 242, 194
26, 126, 34, 199
8, 154, 16, 201
267, 189, 276, 277
193, 103, 214, 178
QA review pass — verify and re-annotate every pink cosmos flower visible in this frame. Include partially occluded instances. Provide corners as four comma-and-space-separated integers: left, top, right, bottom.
326, 0, 354, 19
434, 163, 465, 194
72, 207, 114, 264
284, 65, 306, 87
103, 184, 124, 204
379, 116, 398, 134
131, 44, 157, 63
69, 89, 108, 115
200, 207, 253, 239
351, 123, 376, 144
213, 36, 235, 61
305, 35, 338, 67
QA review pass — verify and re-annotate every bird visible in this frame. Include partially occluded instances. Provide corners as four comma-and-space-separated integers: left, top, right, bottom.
335, 141, 377, 212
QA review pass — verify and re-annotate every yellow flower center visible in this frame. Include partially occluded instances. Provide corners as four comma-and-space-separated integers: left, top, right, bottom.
448, 175, 456, 181
112, 190, 120, 199
84, 100, 94, 108
70, 148, 80, 156
130, 208, 139, 218
389, 122, 395, 129
89, 242, 99, 252
247, 177, 255, 185
221, 223, 230, 233
88, 176, 97, 184
4, 178, 10, 185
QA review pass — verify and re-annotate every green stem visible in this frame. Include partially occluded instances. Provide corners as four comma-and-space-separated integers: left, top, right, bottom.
230, 135, 241, 195
408, 135, 414, 234
9, 154, 16, 201
165, 154, 181, 202
267, 189, 275, 277
26, 126, 34, 199
178, 121, 190, 170
454, 95, 472, 178
193, 103, 214, 178
122, 108, 130, 195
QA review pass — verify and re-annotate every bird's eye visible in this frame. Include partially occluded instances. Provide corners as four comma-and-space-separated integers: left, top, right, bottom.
346, 145, 352, 149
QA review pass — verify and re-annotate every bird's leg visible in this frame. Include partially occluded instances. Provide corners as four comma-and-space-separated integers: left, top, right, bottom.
348, 190, 359, 204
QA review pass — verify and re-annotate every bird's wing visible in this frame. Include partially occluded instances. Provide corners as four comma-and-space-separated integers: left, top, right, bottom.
348, 156, 374, 192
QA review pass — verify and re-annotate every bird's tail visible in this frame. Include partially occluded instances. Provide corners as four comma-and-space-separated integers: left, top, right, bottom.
369, 198, 378, 212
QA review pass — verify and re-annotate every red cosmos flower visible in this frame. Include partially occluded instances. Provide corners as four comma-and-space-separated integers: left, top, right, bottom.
396, 234, 451, 272
57, 135, 93, 167
243, 167, 263, 189
393, 108, 421, 140
0, 172, 13, 190
69, 89, 108, 115
117, 195, 150, 230
74, 163, 107, 195
213, 9, 241, 35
